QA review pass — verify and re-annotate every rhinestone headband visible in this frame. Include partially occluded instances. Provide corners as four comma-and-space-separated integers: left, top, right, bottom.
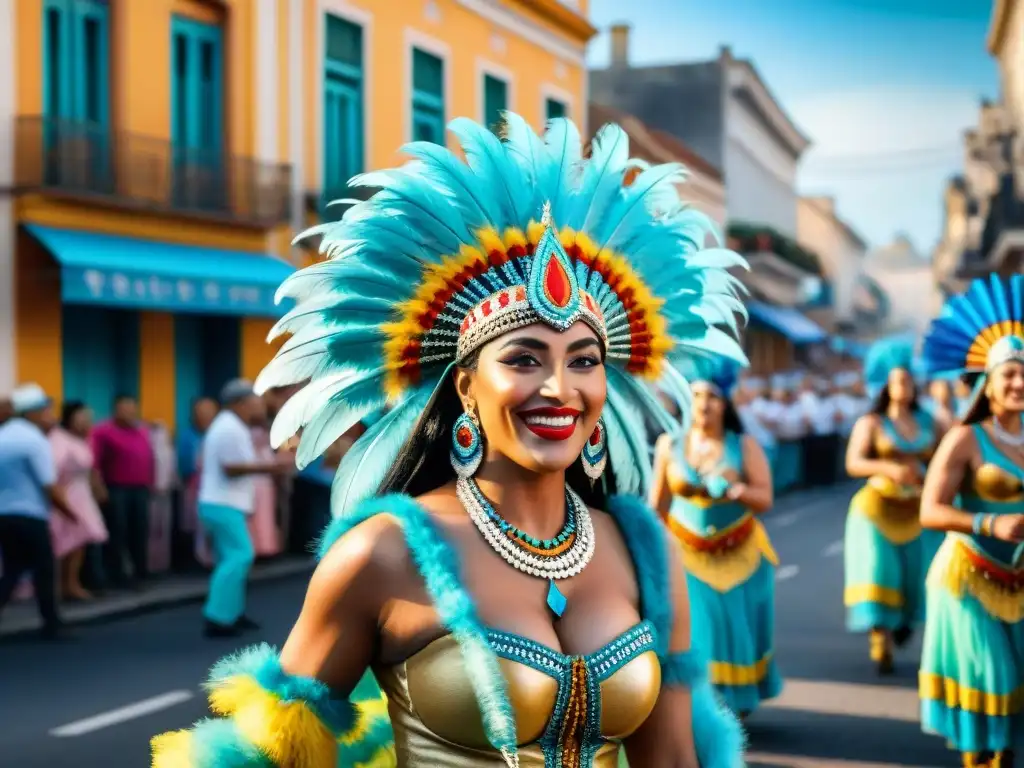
454, 204, 608, 363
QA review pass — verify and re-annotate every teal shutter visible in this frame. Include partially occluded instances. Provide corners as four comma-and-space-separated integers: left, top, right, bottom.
323, 15, 364, 220
412, 48, 445, 145
62, 307, 139, 420
483, 75, 507, 135
170, 17, 224, 209
42, 0, 110, 186
546, 98, 567, 121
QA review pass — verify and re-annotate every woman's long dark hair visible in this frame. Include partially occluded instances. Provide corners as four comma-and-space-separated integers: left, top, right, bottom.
961, 372, 990, 425
720, 397, 745, 435
61, 400, 87, 431
377, 365, 616, 510
869, 372, 920, 416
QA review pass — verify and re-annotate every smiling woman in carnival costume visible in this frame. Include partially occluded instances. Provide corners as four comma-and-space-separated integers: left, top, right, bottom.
843, 335, 941, 674
650, 356, 781, 720
150, 113, 747, 768
918, 275, 1024, 768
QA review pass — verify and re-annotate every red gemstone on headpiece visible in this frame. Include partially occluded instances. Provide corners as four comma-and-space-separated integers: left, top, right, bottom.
498, 292, 510, 307
456, 425, 474, 448
543, 257, 571, 308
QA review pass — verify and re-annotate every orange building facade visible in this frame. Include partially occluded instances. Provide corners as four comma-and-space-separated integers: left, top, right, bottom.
0, 0, 594, 431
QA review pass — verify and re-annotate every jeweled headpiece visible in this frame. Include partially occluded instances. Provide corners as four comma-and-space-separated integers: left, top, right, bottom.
923, 275, 1024, 377
256, 113, 747, 504
455, 202, 607, 362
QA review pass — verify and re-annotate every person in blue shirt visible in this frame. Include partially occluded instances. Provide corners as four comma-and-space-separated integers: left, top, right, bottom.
0, 384, 78, 639
177, 397, 219, 485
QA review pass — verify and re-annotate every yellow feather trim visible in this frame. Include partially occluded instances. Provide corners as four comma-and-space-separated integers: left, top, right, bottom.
476, 227, 507, 255
356, 743, 399, 768
849, 483, 922, 545
150, 730, 193, 768
211, 678, 337, 768
340, 694, 391, 746
929, 538, 1024, 624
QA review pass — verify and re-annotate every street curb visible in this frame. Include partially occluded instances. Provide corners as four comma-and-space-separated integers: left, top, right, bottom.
0, 558, 315, 640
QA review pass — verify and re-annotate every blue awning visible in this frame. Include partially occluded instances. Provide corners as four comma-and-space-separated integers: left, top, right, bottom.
25, 224, 295, 317
747, 300, 828, 345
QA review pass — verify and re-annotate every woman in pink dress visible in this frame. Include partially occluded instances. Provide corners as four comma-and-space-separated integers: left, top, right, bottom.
50, 401, 109, 600
246, 413, 281, 558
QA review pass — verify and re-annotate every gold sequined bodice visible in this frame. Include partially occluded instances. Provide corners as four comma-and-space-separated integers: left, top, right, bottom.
970, 462, 1024, 503
375, 624, 661, 766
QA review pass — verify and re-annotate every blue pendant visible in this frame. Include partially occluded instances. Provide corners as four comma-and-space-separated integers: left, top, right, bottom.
547, 580, 567, 617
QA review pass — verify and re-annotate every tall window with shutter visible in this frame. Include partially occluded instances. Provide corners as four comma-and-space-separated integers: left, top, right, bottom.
323, 15, 364, 214
412, 48, 445, 145
42, 0, 110, 187
483, 74, 507, 135
170, 16, 224, 209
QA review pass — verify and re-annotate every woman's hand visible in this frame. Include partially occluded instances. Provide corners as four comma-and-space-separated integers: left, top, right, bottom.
725, 482, 748, 502
888, 462, 921, 486
991, 514, 1024, 542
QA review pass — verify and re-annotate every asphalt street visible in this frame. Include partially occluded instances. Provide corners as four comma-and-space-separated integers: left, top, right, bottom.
0, 482, 955, 768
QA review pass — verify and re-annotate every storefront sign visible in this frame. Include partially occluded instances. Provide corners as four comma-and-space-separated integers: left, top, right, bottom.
64, 267, 283, 316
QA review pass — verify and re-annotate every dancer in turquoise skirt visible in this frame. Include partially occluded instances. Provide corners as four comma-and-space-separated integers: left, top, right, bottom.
650, 357, 782, 717
918, 274, 1024, 767
844, 336, 941, 674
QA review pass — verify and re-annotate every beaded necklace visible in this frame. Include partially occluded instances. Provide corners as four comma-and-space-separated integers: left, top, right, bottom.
456, 476, 595, 618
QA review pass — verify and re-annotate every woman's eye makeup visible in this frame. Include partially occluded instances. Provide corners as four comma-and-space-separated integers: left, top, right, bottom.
500, 352, 541, 366
500, 353, 603, 368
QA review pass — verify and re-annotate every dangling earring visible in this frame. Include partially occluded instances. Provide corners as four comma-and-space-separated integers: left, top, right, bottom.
581, 417, 608, 482
451, 409, 484, 478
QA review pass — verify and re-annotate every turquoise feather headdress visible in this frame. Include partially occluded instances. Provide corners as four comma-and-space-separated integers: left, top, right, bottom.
256, 113, 748, 513
681, 354, 742, 398
863, 334, 917, 397
922, 274, 1024, 379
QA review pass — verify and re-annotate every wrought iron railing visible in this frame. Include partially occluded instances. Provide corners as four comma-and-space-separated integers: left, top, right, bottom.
12, 116, 292, 226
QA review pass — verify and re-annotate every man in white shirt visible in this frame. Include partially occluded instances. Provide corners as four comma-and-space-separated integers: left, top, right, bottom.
735, 377, 776, 451
199, 379, 291, 638
803, 376, 841, 486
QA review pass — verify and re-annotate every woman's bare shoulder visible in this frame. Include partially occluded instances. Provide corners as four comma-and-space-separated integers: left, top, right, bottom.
316, 513, 416, 589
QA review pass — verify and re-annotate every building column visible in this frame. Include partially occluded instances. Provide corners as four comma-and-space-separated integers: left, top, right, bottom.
288, 0, 306, 254
0, 0, 16, 392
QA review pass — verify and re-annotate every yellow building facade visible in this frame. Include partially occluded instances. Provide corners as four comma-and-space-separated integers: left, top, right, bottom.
0, 0, 594, 431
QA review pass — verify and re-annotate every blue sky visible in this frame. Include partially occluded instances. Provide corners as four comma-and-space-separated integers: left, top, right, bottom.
586, 0, 1000, 253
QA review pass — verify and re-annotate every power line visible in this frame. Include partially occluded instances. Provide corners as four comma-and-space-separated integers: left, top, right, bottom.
807, 143, 962, 164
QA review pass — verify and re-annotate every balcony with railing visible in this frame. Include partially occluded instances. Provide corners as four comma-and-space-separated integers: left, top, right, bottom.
11, 116, 292, 227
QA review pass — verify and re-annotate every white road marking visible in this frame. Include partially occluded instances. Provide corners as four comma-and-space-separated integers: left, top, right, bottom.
776, 564, 800, 581
823, 539, 844, 557
49, 690, 195, 737
771, 512, 799, 528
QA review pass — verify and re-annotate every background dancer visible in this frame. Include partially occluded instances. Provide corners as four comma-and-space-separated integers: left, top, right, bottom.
151, 113, 747, 767
843, 336, 939, 674
918, 274, 1024, 768
650, 357, 781, 719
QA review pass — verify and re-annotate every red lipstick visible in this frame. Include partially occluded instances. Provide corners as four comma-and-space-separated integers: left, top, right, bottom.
518, 406, 582, 441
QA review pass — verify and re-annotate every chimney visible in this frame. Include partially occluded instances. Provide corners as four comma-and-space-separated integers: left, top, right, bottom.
610, 23, 630, 68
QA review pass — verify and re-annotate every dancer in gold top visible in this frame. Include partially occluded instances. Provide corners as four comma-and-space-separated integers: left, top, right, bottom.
844, 336, 942, 673
150, 112, 747, 767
